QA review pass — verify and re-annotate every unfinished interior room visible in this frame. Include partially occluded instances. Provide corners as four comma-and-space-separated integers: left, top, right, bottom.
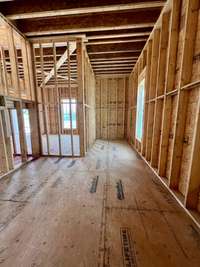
0, 0, 200, 266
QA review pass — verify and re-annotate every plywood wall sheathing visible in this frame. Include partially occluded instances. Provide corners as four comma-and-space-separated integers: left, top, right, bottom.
16, 101, 28, 162
77, 40, 85, 156
0, 110, 10, 174
96, 76, 128, 140
169, 0, 199, 190
84, 49, 96, 151
0, 17, 35, 101
127, 0, 200, 217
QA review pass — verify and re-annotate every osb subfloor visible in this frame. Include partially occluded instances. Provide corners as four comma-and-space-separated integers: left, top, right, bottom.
0, 140, 200, 267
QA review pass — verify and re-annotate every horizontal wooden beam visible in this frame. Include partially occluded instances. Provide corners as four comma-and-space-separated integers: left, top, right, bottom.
30, 35, 86, 44
91, 60, 136, 65
93, 66, 133, 70
88, 50, 141, 55
89, 52, 140, 60
86, 38, 147, 45
90, 56, 138, 61
92, 66, 133, 70
95, 74, 129, 78
87, 41, 145, 51
25, 23, 155, 36
91, 63, 136, 66
87, 32, 151, 40
94, 70, 132, 72
7, 2, 165, 20
94, 70, 131, 74
92, 65, 134, 71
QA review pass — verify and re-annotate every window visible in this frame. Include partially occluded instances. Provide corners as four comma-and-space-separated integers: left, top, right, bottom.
135, 78, 145, 141
61, 98, 77, 129
22, 109, 31, 134
22, 109, 32, 155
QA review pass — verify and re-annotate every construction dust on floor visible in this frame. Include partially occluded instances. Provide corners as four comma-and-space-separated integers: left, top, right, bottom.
0, 141, 200, 267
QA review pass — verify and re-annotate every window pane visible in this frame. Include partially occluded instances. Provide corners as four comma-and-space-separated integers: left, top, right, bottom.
22, 109, 32, 155
136, 79, 145, 141
62, 98, 77, 129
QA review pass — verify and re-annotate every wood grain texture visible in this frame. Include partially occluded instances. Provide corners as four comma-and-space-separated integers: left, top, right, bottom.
96, 76, 128, 140
0, 140, 200, 266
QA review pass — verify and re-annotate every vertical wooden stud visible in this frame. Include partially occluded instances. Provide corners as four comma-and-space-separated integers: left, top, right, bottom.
77, 40, 85, 156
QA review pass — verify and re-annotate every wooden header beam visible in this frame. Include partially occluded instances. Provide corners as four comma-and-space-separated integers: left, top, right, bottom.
30, 35, 87, 44
6, 2, 165, 20
87, 32, 151, 40
86, 38, 147, 45
25, 23, 155, 37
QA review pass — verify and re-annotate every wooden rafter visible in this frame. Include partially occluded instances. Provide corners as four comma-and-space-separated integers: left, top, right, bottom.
87, 32, 151, 40
6, 2, 165, 20
25, 24, 155, 37
86, 38, 147, 45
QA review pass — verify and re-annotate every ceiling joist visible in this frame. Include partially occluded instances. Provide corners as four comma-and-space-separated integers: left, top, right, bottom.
0, 0, 165, 75
6, 2, 165, 20
24, 24, 155, 37
86, 38, 147, 45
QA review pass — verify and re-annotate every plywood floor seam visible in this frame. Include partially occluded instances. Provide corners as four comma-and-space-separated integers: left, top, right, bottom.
0, 140, 200, 266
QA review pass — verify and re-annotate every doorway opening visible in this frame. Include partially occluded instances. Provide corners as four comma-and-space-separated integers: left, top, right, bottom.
9, 108, 22, 166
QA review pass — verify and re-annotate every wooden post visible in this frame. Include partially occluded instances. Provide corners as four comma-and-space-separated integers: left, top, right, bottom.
15, 101, 27, 162
122, 77, 126, 139
40, 43, 50, 155
108, 78, 111, 140
53, 42, 62, 156
145, 29, 160, 161
7, 27, 20, 97
185, 90, 200, 209
28, 102, 40, 157
0, 47, 8, 95
67, 41, 74, 156
0, 110, 10, 174
169, 0, 199, 189
150, 99, 163, 167
158, 96, 172, 176
116, 78, 118, 138
2, 109, 14, 170
141, 41, 152, 156
77, 40, 85, 156
31, 43, 42, 155
26, 41, 36, 101
158, 0, 181, 177
21, 38, 32, 99
151, 12, 170, 167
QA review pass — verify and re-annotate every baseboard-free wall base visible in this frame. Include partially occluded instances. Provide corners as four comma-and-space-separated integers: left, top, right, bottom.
129, 142, 200, 231
0, 157, 36, 181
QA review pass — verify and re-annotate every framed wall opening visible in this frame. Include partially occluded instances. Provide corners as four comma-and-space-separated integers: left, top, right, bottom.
135, 70, 145, 142
9, 108, 22, 166
33, 40, 81, 157
22, 108, 32, 155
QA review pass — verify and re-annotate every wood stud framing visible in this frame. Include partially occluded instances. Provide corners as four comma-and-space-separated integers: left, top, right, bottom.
96, 76, 128, 140
127, 0, 200, 219
31, 38, 95, 157
0, 0, 200, 224
67, 41, 74, 156
0, 15, 39, 175
53, 42, 62, 156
